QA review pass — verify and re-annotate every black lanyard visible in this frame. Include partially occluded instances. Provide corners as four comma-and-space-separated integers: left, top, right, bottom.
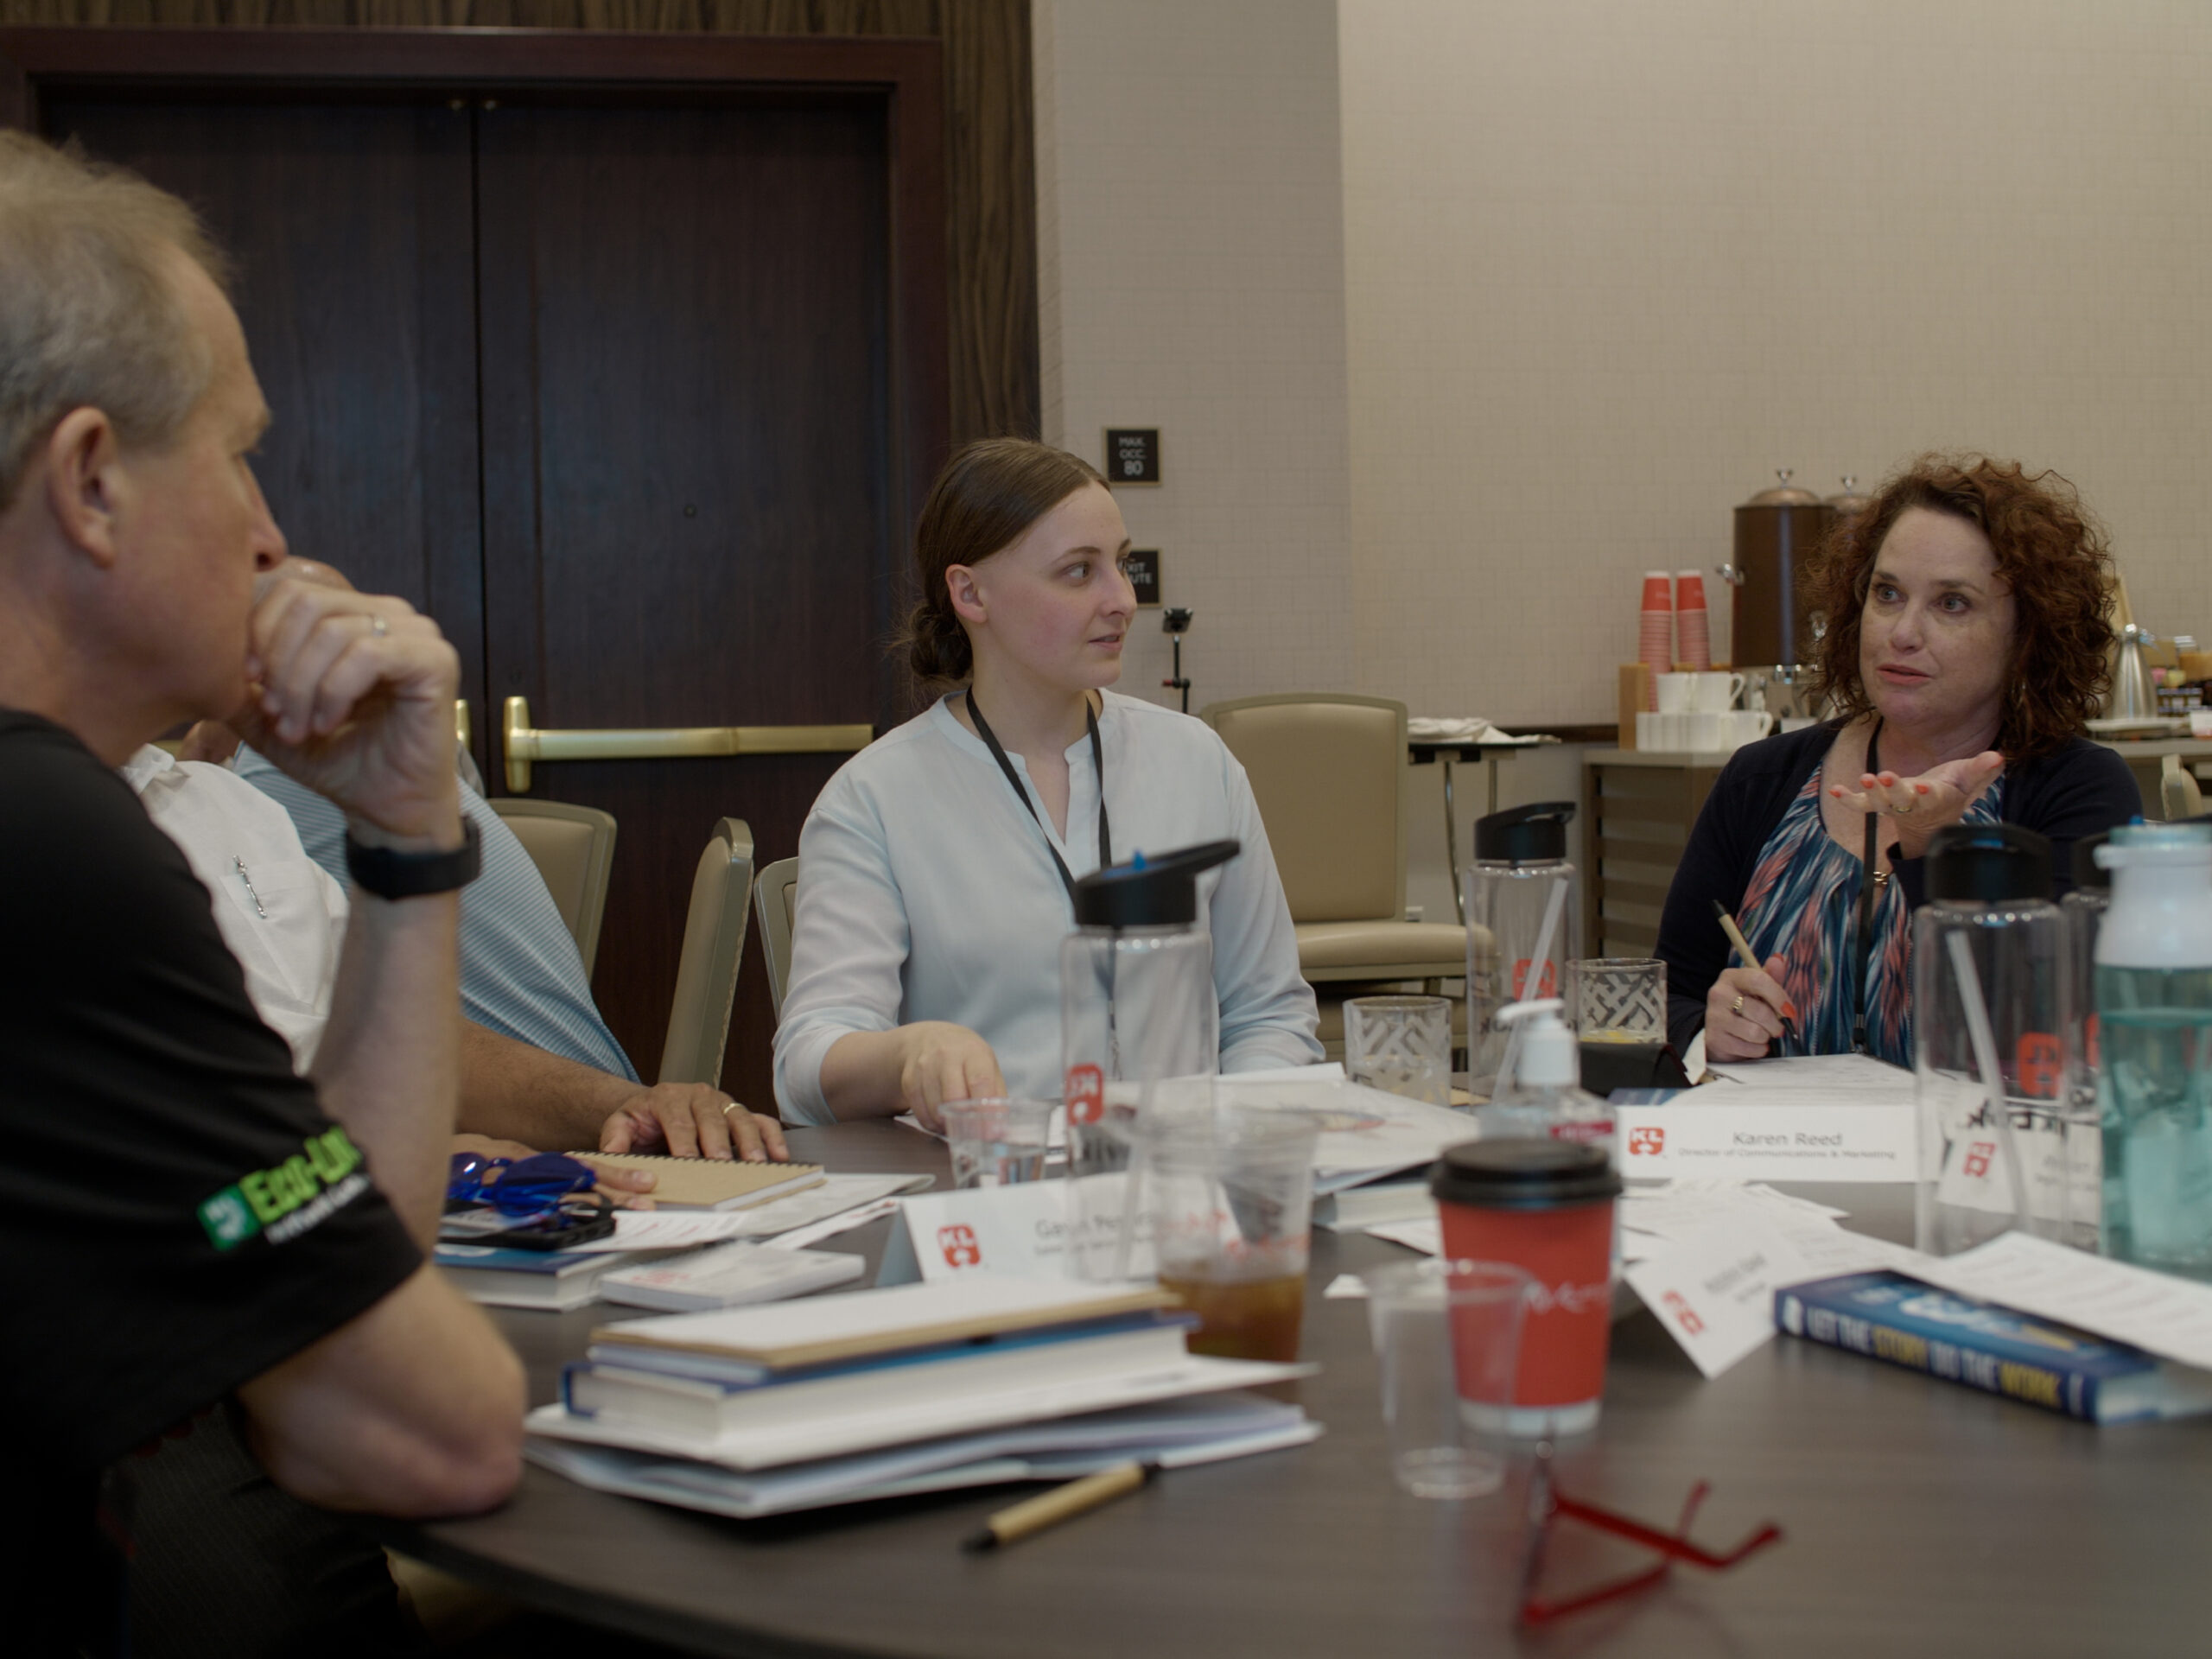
965, 692, 1110, 906
1852, 719, 1885, 1056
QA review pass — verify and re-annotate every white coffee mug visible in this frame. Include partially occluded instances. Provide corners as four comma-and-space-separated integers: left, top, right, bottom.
1684, 711, 1726, 750
1690, 671, 1745, 714
1724, 709, 1774, 748
1655, 673, 1694, 714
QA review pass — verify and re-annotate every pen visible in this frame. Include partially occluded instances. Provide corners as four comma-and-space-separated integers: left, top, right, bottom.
962, 1460, 1154, 1551
1712, 899, 1798, 1045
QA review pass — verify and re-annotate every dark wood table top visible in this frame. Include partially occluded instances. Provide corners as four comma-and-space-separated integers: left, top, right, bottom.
380, 1122, 2212, 1657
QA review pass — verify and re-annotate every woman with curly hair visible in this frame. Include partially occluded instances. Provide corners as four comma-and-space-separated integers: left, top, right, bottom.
772, 438, 1320, 1128
1656, 455, 2140, 1065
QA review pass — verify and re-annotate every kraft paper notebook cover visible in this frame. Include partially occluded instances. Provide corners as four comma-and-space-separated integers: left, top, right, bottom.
577, 1154, 825, 1211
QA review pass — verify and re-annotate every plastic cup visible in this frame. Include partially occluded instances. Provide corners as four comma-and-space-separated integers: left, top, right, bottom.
1363, 1259, 1530, 1499
941, 1096, 1054, 1189
1430, 1140, 1621, 1438
1146, 1103, 1319, 1361
1345, 995, 1452, 1106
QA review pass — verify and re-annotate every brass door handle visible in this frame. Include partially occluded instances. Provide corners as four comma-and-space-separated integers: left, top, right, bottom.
501, 696, 872, 792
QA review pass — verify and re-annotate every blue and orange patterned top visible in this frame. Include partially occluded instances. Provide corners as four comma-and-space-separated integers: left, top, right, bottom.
1733, 766, 2006, 1065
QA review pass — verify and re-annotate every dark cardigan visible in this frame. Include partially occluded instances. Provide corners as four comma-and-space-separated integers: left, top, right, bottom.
1654, 722, 2141, 1054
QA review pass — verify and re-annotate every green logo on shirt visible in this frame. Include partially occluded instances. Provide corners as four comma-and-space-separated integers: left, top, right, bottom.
198, 1125, 366, 1250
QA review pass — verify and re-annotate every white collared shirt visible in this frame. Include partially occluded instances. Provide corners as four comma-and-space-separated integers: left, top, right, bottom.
124, 746, 347, 1071
772, 691, 1322, 1124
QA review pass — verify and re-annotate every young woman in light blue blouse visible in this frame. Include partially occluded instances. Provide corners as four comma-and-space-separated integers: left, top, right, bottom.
772, 441, 1320, 1128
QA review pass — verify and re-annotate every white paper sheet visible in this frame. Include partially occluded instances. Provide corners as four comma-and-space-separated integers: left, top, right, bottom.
1704, 1054, 1917, 1093
1361, 1216, 1443, 1255
1904, 1232, 2212, 1376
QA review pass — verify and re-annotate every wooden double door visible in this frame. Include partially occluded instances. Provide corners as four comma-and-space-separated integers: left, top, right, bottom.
8, 33, 950, 1109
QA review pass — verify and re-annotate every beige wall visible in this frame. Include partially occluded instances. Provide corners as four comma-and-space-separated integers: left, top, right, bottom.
1339, 0, 2212, 726
1033, 0, 1356, 711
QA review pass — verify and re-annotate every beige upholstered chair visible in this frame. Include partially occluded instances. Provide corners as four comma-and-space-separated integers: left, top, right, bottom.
1201, 694, 1470, 1033
486, 798, 617, 979
658, 818, 754, 1087
753, 855, 800, 1020
2162, 753, 2204, 820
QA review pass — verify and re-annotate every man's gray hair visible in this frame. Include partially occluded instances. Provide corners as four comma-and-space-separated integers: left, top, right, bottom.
0, 131, 229, 513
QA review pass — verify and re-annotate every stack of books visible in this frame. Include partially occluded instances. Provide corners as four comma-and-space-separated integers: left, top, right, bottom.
525, 1272, 1320, 1516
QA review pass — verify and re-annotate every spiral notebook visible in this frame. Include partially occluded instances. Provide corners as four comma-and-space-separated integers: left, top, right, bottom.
577, 1154, 826, 1211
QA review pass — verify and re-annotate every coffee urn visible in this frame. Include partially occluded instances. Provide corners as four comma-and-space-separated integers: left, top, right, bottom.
1729, 470, 1834, 668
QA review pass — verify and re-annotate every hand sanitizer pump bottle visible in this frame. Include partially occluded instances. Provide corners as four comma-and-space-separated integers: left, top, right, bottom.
2094, 821, 2212, 1280
1475, 1000, 1616, 1151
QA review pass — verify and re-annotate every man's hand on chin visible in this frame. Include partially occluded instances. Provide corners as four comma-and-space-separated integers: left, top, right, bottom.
232, 573, 462, 844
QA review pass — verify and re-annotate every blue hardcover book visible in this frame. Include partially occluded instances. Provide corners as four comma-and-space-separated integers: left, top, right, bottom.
435, 1243, 620, 1275
1775, 1272, 2212, 1425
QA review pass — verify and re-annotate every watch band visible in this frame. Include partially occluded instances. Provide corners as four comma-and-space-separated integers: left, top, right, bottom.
345, 817, 483, 900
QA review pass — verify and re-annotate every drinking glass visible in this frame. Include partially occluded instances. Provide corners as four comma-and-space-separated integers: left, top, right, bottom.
1566, 958, 1666, 1046
941, 1096, 1054, 1189
1345, 995, 1452, 1106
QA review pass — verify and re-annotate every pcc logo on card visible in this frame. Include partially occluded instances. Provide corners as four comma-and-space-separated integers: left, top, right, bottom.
937, 1224, 982, 1269
1065, 1064, 1105, 1126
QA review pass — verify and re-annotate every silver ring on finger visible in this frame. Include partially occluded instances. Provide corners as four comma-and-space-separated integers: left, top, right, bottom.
720, 1099, 742, 1118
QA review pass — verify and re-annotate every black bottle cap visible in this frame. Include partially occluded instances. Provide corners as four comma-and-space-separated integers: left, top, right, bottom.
1926, 823, 2053, 903
1474, 800, 1578, 863
1071, 839, 1240, 928
1429, 1140, 1622, 1210
2071, 829, 2111, 893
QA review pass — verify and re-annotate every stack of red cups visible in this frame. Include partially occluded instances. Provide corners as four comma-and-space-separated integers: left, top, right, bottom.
1675, 569, 1712, 671
1637, 571, 1674, 709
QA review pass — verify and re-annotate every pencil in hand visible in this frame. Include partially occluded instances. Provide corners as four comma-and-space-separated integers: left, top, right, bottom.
1711, 899, 1798, 1046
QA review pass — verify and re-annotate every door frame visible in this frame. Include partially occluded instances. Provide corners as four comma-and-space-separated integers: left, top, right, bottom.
0, 27, 952, 701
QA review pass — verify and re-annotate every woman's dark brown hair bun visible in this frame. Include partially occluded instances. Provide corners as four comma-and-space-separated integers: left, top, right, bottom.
899, 438, 1109, 685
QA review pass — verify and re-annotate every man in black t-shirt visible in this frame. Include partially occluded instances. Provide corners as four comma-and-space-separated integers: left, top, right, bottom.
0, 134, 524, 1655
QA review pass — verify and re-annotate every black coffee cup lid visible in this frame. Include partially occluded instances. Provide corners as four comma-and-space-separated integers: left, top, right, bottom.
1430, 1139, 1622, 1208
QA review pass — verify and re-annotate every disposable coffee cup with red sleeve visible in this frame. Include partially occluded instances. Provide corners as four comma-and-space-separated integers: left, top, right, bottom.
1429, 1140, 1623, 1438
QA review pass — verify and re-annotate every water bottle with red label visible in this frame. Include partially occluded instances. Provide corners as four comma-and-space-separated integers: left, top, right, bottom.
1467, 803, 1578, 1101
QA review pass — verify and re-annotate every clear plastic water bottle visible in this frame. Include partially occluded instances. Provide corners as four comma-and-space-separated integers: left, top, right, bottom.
2059, 831, 2113, 1249
1913, 824, 2069, 1257
1465, 802, 1577, 1100
1060, 840, 1241, 1179
2094, 821, 2212, 1281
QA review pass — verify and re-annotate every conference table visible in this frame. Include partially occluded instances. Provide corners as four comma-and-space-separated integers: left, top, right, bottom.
380, 1122, 2212, 1656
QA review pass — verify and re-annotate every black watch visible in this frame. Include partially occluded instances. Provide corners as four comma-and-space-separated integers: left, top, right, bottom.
345, 817, 483, 900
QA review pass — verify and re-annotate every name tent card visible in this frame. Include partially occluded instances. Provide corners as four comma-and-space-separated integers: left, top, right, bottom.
877, 1176, 1156, 1287
1614, 1093, 1917, 1183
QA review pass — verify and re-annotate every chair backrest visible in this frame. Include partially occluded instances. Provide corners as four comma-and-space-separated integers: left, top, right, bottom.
1200, 693, 1408, 925
753, 855, 800, 1021
486, 798, 618, 979
658, 818, 754, 1087
2162, 753, 2204, 820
